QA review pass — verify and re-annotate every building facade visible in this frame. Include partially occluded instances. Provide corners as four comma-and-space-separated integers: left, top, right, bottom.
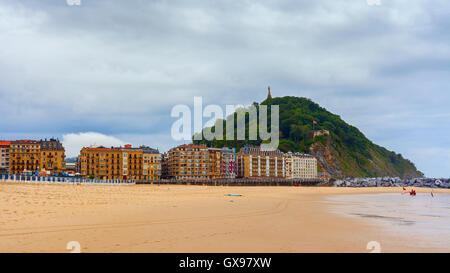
208, 148, 223, 179
9, 140, 41, 174
0, 141, 10, 174
284, 152, 318, 179
160, 152, 169, 179
167, 144, 210, 180
40, 138, 66, 173
142, 146, 161, 181
221, 147, 236, 179
236, 145, 285, 178
307, 129, 330, 139
79, 145, 161, 181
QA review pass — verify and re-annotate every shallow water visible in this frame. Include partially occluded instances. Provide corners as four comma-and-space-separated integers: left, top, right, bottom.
325, 193, 450, 251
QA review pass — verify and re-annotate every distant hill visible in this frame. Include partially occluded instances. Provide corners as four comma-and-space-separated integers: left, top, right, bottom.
65, 157, 78, 163
193, 96, 423, 179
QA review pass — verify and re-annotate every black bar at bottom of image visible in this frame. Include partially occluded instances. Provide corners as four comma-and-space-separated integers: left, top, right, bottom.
0, 253, 447, 272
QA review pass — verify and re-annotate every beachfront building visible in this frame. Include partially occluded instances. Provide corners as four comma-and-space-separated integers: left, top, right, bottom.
160, 152, 169, 179
284, 152, 318, 179
208, 148, 223, 179
7, 139, 67, 175
236, 145, 285, 179
39, 138, 66, 173
167, 144, 211, 180
142, 146, 161, 180
79, 146, 121, 180
79, 144, 161, 181
0, 141, 11, 174
221, 147, 236, 179
9, 140, 41, 174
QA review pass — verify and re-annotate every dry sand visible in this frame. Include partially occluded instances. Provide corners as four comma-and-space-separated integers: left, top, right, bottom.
0, 182, 449, 253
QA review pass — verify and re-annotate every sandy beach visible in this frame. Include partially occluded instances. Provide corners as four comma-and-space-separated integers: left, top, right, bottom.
0, 182, 449, 253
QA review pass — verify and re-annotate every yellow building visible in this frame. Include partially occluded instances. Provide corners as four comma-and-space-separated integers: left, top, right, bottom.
236, 145, 285, 178
143, 147, 161, 180
9, 140, 41, 174
79, 144, 160, 181
40, 138, 66, 173
284, 152, 318, 179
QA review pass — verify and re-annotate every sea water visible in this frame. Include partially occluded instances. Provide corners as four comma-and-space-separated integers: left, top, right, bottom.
325, 193, 450, 251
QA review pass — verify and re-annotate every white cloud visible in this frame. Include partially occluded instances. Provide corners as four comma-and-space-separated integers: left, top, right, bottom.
62, 132, 126, 158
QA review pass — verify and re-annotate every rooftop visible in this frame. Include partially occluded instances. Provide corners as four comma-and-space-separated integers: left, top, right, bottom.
82, 144, 159, 153
10, 139, 41, 145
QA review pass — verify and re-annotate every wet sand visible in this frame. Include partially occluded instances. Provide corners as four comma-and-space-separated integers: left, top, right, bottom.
0, 182, 449, 253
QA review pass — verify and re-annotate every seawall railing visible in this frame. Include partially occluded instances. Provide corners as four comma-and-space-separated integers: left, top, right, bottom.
136, 178, 324, 186
0, 174, 135, 185
0, 174, 324, 186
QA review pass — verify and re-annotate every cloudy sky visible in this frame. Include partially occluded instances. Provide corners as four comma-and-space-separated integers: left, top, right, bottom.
0, 0, 449, 177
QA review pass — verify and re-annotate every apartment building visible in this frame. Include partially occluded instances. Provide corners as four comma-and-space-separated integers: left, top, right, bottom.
40, 138, 66, 173
221, 147, 236, 179
160, 152, 169, 179
167, 144, 210, 180
208, 148, 223, 179
9, 140, 41, 174
0, 141, 10, 174
236, 145, 285, 178
284, 152, 318, 179
79, 144, 161, 181
142, 146, 161, 180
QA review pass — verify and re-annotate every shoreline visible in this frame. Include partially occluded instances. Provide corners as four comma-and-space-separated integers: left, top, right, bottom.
0, 184, 448, 253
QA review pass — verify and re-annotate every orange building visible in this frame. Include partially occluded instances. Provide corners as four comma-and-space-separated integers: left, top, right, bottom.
9, 140, 41, 174
167, 144, 228, 180
208, 148, 223, 179
142, 147, 161, 180
168, 144, 210, 180
39, 138, 66, 173
79, 145, 160, 181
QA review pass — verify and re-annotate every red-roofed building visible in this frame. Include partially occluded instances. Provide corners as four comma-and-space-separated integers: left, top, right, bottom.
78, 145, 161, 181
8, 138, 66, 174
9, 140, 41, 174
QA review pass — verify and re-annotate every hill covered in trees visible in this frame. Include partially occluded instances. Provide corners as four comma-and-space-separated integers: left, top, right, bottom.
193, 96, 423, 179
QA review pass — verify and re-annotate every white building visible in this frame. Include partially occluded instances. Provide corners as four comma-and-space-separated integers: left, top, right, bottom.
284, 152, 318, 179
